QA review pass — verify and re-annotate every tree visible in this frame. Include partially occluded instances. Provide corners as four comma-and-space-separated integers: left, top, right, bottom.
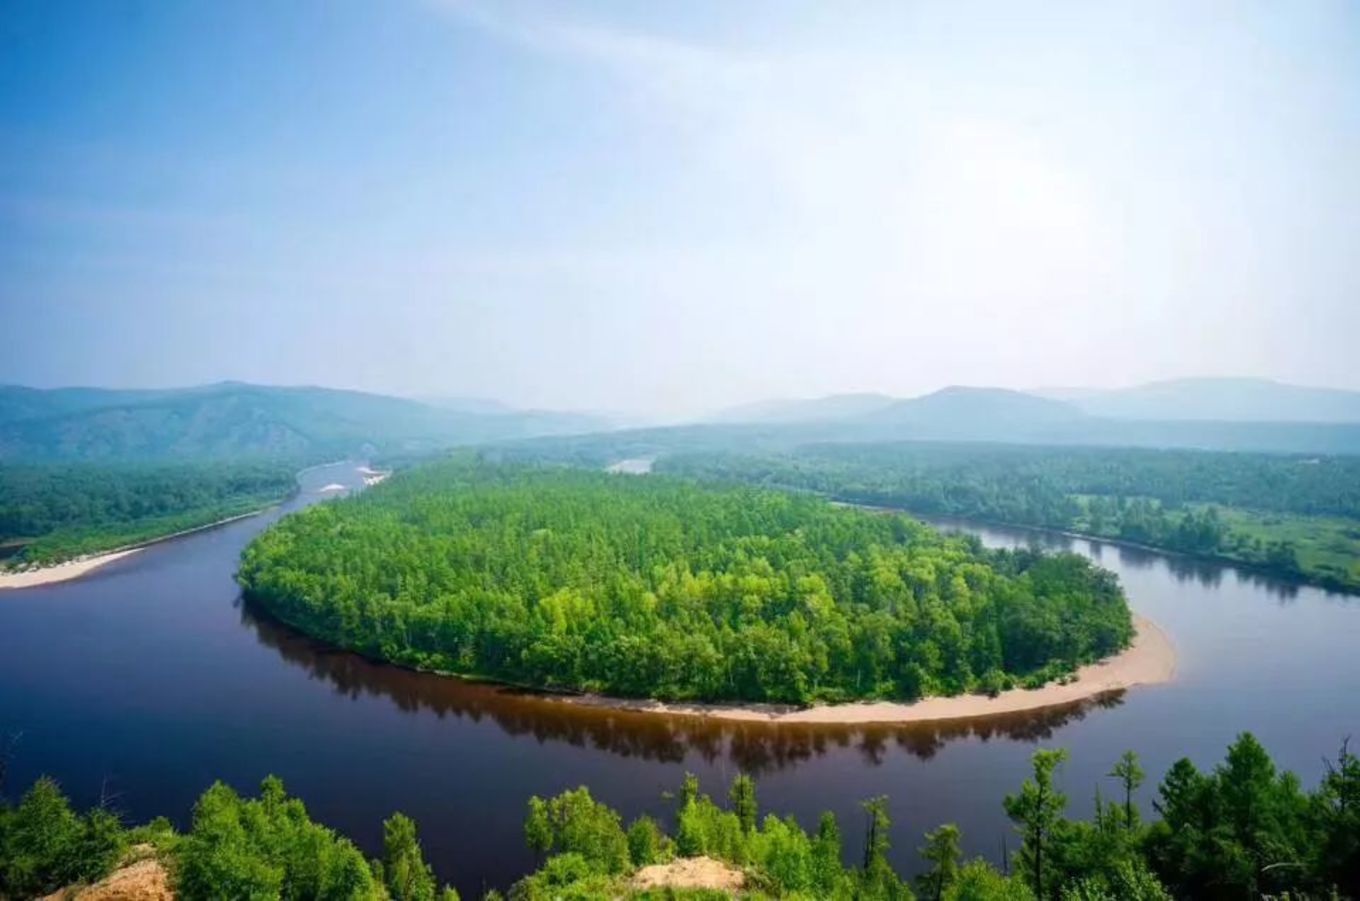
811, 811, 845, 896
1004, 749, 1069, 900
382, 813, 437, 901
861, 796, 891, 873
519, 787, 629, 874
626, 815, 664, 867
1107, 751, 1144, 831
728, 773, 758, 835
857, 795, 908, 899
0, 777, 86, 897
917, 823, 962, 901
1313, 739, 1360, 898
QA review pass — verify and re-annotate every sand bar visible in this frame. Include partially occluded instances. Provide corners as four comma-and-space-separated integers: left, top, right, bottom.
563, 614, 1174, 725
0, 508, 273, 591
0, 548, 144, 590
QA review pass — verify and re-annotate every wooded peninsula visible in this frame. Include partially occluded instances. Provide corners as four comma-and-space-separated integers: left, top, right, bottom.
238, 458, 1133, 705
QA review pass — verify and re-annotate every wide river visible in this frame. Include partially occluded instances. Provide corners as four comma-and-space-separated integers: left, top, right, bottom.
1, 462, 1356, 897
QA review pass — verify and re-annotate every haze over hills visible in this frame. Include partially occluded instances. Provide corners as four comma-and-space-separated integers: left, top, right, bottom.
0, 382, 610, 463
1036, 377, 1360, 423
713, 378, 1360, 428
6, 376, 1360, 464
867, 386, 1087, 429
706, 392, 898, 424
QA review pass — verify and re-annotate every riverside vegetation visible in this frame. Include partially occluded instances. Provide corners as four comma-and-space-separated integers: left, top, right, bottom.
653, 444, 1360, 593
1, 733, 1356, 900
0, 461, 298, 567
237, 458, 1133, 704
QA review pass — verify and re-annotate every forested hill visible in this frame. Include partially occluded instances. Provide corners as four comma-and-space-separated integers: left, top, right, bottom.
238, 458, 1133, 704
0, 382, 609, 462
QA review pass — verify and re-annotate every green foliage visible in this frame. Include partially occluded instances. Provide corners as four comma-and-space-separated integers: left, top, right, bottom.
917, 824, 962, 901
1003, 749, 1069, 900
1144, 732, 1314, 899
1107, 750, 1144, 832
240, 459, 1133, 704
946, 859, 1035, 901
1312, 740, 1360, 898
3, 732, 1358, 900
383, 813, 441, 901
0, 460, 296, 565
626, 815, 668, 867
728, 774, 758, 835
523, 787, 630, 875
857, 796, 911, 900
657, 444, 1360, 591
176, 776, 380, 901
0, 776, 126, 898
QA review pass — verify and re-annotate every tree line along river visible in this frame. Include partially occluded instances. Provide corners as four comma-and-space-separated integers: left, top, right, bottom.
0, 462, 1355, 898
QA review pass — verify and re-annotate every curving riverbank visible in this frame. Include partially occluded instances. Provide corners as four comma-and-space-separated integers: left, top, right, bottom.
558, 614, 1174, 725
0, 508, 273, 591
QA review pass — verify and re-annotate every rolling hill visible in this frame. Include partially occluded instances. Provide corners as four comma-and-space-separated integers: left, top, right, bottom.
1038, 377, 1360, 423
0, 382, 609, 462
707, 392, 898, 424
865, 386, 1088, 430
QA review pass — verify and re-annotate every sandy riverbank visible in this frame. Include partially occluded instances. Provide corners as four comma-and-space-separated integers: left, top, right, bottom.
0, 508, 273, 591
563, 614, 1174, 725
0, 548, 145, 590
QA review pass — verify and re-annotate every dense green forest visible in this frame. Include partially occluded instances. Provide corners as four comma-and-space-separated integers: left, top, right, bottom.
3, 733, 1355, 899
239, 458, 1132, 704
0, 461, 298, 566
653, 444, 1360, 592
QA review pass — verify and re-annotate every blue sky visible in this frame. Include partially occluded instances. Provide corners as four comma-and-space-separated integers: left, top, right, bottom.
2, 1, 1358, 416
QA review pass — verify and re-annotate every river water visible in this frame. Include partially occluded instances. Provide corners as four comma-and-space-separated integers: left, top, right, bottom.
0, 463, 1356, 896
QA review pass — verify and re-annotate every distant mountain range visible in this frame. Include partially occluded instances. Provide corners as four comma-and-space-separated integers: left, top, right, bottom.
5, 376, 1358, 464
714, 378, 1360, 427
694, 379, 1360, 454
0, 382, 611, 462
1035, 377, 1360, 423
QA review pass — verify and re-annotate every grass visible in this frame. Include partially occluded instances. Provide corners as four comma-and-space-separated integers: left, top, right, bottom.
1206, 505, 1360, 590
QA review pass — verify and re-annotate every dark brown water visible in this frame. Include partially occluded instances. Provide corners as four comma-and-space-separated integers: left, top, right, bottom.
1, 463, 1356, 897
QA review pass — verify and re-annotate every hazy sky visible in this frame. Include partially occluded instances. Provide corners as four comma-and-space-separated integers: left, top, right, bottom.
2, 1, 1358, 417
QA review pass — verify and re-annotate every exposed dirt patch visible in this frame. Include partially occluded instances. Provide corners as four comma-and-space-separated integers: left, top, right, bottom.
43, 850, 173, 901
631, 856, 746, 893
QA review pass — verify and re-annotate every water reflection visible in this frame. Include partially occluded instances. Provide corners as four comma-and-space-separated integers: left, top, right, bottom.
240, 599, 1125, 776
925, 516, 1316, 602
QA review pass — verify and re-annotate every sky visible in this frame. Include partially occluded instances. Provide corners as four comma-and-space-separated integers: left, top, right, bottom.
2, 1, 1358, 418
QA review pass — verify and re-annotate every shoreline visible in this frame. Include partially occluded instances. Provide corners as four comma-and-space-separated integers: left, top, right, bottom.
0, 459, 378, 592
0, 507, 275, 591
834, 497, 1356, 597
556, 614, 1174, 725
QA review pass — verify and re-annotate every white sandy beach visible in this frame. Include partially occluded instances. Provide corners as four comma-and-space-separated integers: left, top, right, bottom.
0, 508, 274, 591
564, 614, 1174, 725
0, 548, 144, 590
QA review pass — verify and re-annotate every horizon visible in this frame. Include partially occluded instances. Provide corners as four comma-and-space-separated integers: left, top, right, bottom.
4, 1, 1358, 417
6, 373, 1360, 425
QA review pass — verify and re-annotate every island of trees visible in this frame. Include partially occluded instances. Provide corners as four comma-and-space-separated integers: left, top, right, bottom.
3, 733, 1356, 899
238, 457, 1132, 705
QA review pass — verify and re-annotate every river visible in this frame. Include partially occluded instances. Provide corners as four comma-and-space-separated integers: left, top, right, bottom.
0, 462, 1356, 897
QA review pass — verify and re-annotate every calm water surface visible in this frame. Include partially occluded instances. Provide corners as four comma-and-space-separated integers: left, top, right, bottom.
1, 464, 1357, 897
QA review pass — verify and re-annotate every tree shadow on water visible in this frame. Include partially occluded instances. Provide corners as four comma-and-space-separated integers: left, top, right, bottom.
240, 599, 1126, 778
